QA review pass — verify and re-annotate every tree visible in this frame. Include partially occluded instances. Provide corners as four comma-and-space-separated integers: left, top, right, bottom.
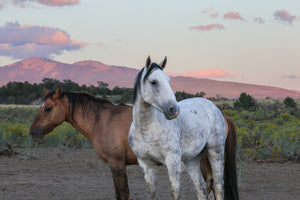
195, 91, 206, 98
97, 81, 110, 98
42, 78, 61, 91
234, 92, 256, 110
112, 86, 123, 95
97, 81, 109, 89
283, 97, 297, 108
63, 79, 81, 92
175, 91, 194, 101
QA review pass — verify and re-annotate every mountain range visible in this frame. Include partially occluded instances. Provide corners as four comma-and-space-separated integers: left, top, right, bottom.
1, 57, 300, 99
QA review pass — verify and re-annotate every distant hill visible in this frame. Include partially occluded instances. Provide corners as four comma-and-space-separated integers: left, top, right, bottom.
1, 57, 300, 99
0, 57, 138, 89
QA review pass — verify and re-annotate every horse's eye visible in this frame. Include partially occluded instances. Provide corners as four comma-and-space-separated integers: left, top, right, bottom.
151, 80, 158, 85
45, 107, 52, 113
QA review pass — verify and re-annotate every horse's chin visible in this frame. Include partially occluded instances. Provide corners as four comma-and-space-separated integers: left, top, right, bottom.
31, 135, 44, 142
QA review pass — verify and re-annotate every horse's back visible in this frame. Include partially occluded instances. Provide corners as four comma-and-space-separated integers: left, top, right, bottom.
178, 97, 224, 126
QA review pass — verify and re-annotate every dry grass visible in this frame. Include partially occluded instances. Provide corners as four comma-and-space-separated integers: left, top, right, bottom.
0, 104, 39, 108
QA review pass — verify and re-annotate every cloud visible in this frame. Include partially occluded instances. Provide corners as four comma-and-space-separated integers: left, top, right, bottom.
189, 24, 225, 31
6, 0, 79, 8
0, 0, 6, 9
169, 69, 239, 79
224, 12, 246, 21
281, 75, 300, 79
95, 42, 104, 46
274, 10, 297, 25
253, 17, 265, 24
0, 21, 86, 59
210, 12, 218, 19
36, 0, 79, 6
202, 7, 219, 19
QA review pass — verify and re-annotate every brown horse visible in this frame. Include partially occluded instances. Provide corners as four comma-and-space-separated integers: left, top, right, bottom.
30, 87, 238, 200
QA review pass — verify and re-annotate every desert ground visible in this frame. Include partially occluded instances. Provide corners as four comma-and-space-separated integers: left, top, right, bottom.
0, 148, 299, 200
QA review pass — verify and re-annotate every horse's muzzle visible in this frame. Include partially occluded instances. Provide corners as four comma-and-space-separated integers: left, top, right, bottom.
164, 104, 180, 120
30, 128, 44, 141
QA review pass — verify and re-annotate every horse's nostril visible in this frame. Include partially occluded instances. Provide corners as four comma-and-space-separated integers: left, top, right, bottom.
169, 106, 175, 114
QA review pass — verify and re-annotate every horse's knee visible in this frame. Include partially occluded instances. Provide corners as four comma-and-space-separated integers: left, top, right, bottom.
213, 182, 224, 200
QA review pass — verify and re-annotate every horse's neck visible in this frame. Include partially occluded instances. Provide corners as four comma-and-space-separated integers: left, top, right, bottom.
133, 95, 157, 132
65, 102, 97, 141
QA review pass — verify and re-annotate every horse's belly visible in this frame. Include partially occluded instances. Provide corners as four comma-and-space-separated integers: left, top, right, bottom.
180, 132, 208, 159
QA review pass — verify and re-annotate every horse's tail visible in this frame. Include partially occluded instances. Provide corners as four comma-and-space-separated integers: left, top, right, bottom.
223, 113, 239, 200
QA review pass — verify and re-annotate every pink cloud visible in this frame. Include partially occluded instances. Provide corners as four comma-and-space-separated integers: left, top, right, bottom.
169, 69, 239, 79
210, 12, 218, 18
274, 10, 297, 25
0, 21, 86, 59
36, 0, 79, 6
11, 0, 79, 7
95, 42, 104, 46
189, 24, 225, 31
202, 7, 219, 19
224, 12, 245, 21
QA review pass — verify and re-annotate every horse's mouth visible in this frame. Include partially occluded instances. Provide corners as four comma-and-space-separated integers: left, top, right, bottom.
30, 129, 45, 142
165, 110, 179, 120
31, 136, 44, 141
31, 135, 45, 143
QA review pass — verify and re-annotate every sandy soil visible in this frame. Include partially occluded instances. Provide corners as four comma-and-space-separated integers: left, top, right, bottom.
0, 148, 299, 200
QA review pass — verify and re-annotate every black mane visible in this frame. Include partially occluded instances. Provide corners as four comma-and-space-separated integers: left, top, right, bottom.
133, 63, 162, 104
45, 91, 112, 119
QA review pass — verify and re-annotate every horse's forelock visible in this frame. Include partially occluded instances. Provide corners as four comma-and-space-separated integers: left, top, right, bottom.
143, 63, 162, 82
133, 63, 163, 104
44, 91, 55, 101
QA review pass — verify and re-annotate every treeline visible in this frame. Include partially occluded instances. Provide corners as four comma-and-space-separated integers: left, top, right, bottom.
0, 78, 134, 104
0, 78, 209, 105
0, 79, 299, 110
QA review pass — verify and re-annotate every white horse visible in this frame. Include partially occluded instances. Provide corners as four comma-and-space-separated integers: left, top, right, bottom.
128, 56, 239, 200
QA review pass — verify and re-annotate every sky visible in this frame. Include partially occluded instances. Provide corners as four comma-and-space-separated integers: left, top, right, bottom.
0, 0, 299, 91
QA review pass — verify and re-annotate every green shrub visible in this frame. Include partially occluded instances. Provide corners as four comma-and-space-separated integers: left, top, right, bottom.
233, 92, 256, 110
284, 97, 297, 108
1, 122, 32, 147
1, 103, 299, 160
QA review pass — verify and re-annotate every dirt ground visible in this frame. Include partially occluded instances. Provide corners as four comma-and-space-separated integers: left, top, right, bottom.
0, 148, 299, 200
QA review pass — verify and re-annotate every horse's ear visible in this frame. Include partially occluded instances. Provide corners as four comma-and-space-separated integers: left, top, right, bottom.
146, 56, 151, 70
54, 86, 63, 99
44, 87, 49, 96
159, 56, 167, 69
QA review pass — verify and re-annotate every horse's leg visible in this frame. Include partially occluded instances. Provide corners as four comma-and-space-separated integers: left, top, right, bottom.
138, 158, 157, 200
207, 147, 225, 200
183, 156, 207, 200
200, 153, 213, 195
109, 162, 130, 200
165, 154, 182, 200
